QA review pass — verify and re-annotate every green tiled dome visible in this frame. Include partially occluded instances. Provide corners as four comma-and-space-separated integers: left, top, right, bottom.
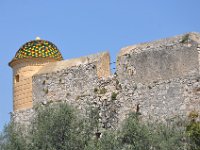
13, 39, 63, 61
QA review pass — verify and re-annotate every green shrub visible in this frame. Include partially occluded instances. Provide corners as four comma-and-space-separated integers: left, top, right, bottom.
120, 113, 185, 150
180, 34, 190, 43
85, 131, 122, 150
188, 110, 199, 120
99, 88, 107, 94
150, 123, 185, 150
187, 111, 200, 150
29, 103, 88, 150
111, 92, 117, 100
187, 121, 200, 150
0, 123, 27, 150
120, 113, 151, 150
0, 103, 97, 150
0, 103, 194, 150
94, 88, 98, 93
87, 106, 100, 131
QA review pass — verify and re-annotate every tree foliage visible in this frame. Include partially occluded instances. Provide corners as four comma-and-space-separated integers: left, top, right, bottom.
186, 111, 200, 150
0, 103, 200, 150
29, 103, 88, 150
0, 123, 27, 150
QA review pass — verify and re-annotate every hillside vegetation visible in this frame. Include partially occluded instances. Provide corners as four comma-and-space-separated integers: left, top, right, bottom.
0, 103, 199, 150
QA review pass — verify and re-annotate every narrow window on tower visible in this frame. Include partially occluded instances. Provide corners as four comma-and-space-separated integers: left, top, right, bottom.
15, 74, 19, 83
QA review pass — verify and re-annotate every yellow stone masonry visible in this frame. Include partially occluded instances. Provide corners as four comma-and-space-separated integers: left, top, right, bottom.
12, 63, 46, 111
9, 58, 55, 111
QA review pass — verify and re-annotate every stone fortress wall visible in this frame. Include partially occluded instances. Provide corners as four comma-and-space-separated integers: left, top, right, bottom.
116, 32, 200, 123
36, 51, 111, 78
12, 32, 200, 129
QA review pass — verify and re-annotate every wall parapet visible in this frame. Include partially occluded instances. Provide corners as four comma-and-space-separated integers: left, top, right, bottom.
36, 51, 111, 79
117, 32, 200, 83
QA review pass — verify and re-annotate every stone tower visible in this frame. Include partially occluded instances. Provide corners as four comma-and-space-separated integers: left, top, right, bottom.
9, 38, 63, 112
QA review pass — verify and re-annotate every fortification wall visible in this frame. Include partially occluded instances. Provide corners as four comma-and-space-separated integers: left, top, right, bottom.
32, 63, 120, 129
36, 51, 111, 78
117, 76, 200, 123
12, 32, 200, 129
117, 33, 200, 83
117, 33, 200, 121
116, 32, 200, 122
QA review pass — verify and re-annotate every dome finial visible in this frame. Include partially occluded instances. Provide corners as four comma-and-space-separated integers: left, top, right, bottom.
35, 37, 41, 40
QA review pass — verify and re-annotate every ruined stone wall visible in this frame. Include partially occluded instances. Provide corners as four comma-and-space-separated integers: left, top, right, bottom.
117, 33, 199, 83
36, 51, 111, 78
12, 32, 200, 129
32, 63, 120, 129
116, 32, 200, 123
117, 75, 200, 123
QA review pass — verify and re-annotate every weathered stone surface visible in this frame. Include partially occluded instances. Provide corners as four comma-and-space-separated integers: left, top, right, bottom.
36, 51, 111, 78
117, 33, 200, 83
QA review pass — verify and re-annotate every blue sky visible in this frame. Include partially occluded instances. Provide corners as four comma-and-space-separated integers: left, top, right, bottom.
0, 0, 200, 131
